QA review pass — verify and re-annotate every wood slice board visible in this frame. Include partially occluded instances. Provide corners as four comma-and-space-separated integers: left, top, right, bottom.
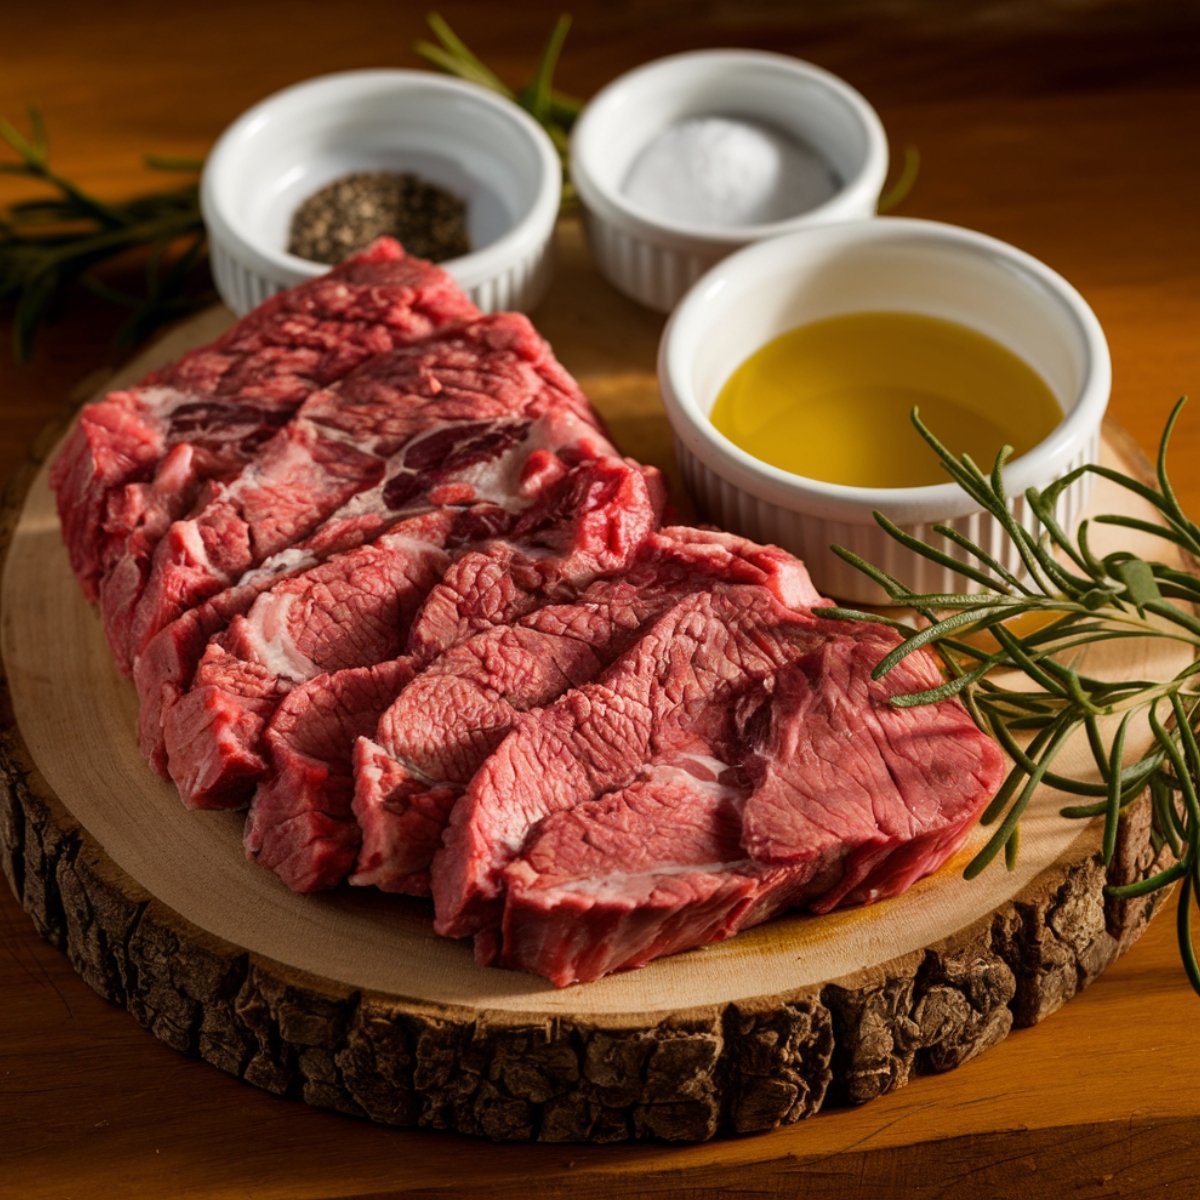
0, 226, 1179, 1143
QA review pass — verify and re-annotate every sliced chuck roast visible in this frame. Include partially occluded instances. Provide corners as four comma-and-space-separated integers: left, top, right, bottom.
49, 238, 1008, 990
117, 312, 611, 671
51, 239, 476, 611
433, 589, 1006, 985
351, 527, 823, 894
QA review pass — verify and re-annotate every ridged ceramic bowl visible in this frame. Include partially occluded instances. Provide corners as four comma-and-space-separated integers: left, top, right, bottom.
570, 50, 889, 313
658, 217, 1111, 602
201, 70, 561, 316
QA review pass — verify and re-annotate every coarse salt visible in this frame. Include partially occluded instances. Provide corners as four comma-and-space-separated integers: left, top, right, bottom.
621, 115, 838, 228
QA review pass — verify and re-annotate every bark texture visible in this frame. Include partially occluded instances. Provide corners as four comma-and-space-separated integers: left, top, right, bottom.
0, 674, 1169, 1143
0, 441, 1171, 1144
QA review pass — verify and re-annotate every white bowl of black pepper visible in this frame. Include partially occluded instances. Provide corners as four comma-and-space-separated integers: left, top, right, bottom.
570, 49, 889, 312
201, 69, 562, 315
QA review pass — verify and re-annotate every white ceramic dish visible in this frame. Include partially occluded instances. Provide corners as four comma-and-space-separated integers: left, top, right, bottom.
658, 217, 1112, 602
570, 49, 889, 313
201, 70, 561, 316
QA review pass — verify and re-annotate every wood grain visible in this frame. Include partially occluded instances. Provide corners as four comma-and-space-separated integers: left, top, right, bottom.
0, 233, 1183, 1143
3, 0, 1200, 1194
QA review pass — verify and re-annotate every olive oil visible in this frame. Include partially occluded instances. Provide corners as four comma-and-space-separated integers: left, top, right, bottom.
709, 311, 1062, 488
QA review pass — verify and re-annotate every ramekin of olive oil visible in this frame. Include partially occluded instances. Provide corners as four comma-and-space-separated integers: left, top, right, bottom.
708, 311, 1062, 488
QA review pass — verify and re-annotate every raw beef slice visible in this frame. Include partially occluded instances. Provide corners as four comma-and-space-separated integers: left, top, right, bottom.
351, 526, 823, 893
244, 658, 418, 892
239, 456, 665, 889
51, 238, 476, 604
432, 588, 1005, 985
113, 310, 612, 671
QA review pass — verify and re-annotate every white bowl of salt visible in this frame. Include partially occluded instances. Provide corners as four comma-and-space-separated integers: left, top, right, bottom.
570, 49, 889, 312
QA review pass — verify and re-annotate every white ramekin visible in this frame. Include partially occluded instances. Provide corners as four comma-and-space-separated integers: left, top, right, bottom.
658, 217, 1111, 602
201, 70, 561, 316
570, 50, 889, 313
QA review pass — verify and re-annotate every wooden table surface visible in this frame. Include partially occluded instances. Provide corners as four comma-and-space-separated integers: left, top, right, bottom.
3, 2, 1199, 1196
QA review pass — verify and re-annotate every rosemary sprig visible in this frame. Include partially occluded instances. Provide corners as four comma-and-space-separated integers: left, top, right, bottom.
415, 11, 581, 207
818, 397, 1200, 994
0, 105, 210, 361
877, 146, 920, 214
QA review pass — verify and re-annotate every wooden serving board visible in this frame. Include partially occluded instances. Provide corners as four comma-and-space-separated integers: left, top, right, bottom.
0, 226, 1181, 1143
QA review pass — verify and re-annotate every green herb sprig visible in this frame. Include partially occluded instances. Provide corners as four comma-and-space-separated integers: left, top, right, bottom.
877, 146, 920, 214
415, 12, 581, 207
818, 398, 1200, 993
0, 108, 210, 362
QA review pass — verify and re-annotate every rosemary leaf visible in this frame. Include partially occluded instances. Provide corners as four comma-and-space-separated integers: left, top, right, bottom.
1026, 484, 1094, 576
885, 660, 991, 706
1178, 876, 1200, 994
1155, 398, 1200, 549
839, 404, 1200, 994
1083, 463, 1200, 548
966, 720, 1075, 877
1092, 514, 1198, 553
933, 521, 1031, 592
869, 510, 1016, 593
1004, 824, 1021, 870
812, 606, 919, 635
1108, 859, 1188, 899
522, 15, 573, 123
828, 544, 913, 599
413, 41, 508, 93
1103, 710, 1134, 863
428, 13, 514, 94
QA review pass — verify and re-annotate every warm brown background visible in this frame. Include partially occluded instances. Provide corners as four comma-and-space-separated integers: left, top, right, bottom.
3, 1, 1199, 1196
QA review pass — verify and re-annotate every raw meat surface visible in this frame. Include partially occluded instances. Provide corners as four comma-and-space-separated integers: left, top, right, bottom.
114, 311, 611, 671
352, 526, 823, 893
50, 239, 475, 605
463, 612, 1006, 985
236, 456, 664, 888
49, 240, 1008, 989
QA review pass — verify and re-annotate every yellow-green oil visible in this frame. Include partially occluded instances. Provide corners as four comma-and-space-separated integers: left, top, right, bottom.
709, 311, 1062, 488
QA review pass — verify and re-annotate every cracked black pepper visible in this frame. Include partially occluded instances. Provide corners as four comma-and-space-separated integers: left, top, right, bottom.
288, 171, 471, 265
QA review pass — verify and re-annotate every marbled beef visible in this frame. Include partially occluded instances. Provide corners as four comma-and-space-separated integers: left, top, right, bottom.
51, 240, 1006, 990
434, 592, 1006, 985
121, 313, 611, 671
50, 239, 476, 622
